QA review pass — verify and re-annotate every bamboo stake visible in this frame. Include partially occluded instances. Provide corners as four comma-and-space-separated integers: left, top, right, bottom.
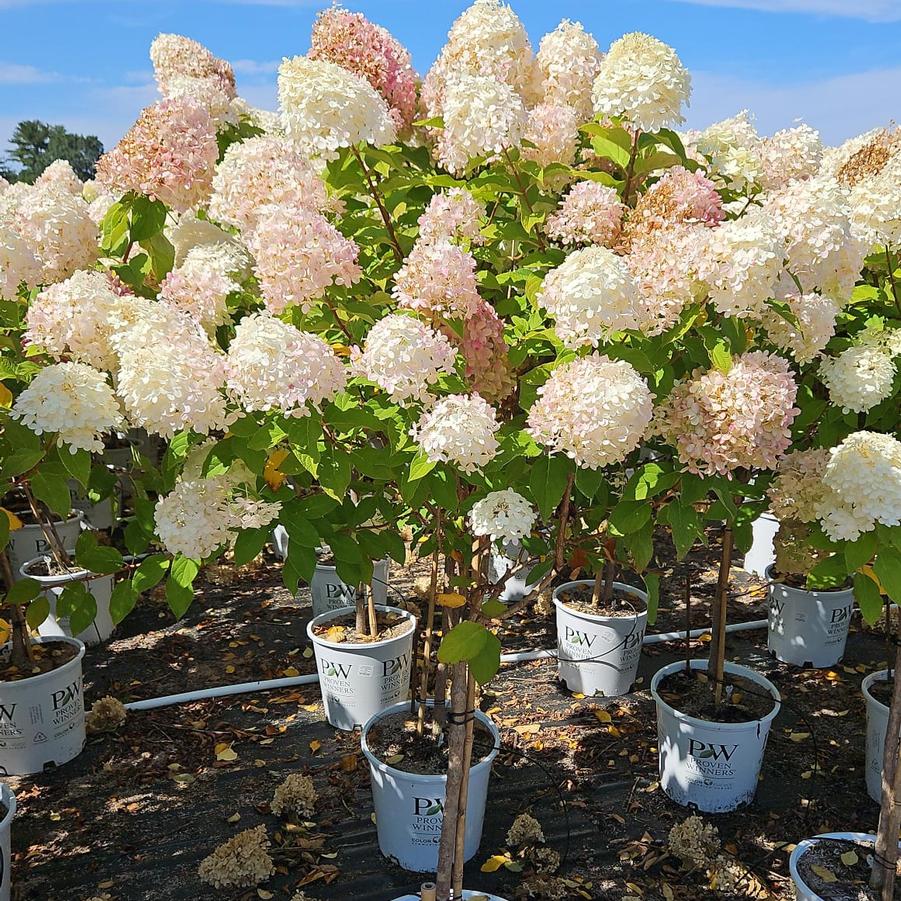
420, 883, 437, 901
452, 671, 477, 899
22, 483, 69, 570
366, 582, 378, 641
684, 571, 692, 676
708, 525, 733, 706
355, 589, 367, 636
418, 513, 442, 736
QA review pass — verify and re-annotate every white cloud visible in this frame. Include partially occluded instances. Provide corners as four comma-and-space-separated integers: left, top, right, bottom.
670, 0, 901, 21
687, 65, 901, 144
232, 59, 280, 76
0, 62, 60, 84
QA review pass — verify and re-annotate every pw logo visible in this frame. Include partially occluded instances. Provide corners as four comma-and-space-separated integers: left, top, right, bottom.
564, 627, 596, 648
0, 704, 16, 722
51, 681, 81, 711
831, 604, 853, 624
688, 739, 738, 761
325, 582, 356, 602
413, 797, 444, 817
321, 660, 353, 679
383, 652, 410, 677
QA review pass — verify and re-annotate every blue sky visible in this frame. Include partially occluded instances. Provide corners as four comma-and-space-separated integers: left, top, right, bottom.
2, 0, 901, 155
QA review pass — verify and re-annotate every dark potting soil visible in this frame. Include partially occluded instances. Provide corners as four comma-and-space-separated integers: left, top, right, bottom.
556, 584, 644, 618
771, 571, 852, 591
0, 639, 78, 682
311, 609, 412, 644
657, 669, 775, 723
27, 557, 83, 578
796, 838, 901, 901
869, 676, 893, 708
366, 709, 495, 775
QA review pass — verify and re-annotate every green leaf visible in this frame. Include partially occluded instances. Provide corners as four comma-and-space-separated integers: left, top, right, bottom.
408, 449, 436, 482
7, 577, 42, 605
74, 531, 123, 575
608, 500, 651, 536
644, 573, 660, 625
166, 556, 199, 618
58, 581, 97, 637
233, 527, 269, 566
132, 554, 169, 594
0, 513, 8, 552
129, 195, 168, 241
60, 448, 91, 488
25, 595, 50, 630
854, 571, 884, 625
284, 542, 316, 594
709, 341, 732, 373
110, 580, 138, 625
666, 502, 700, 560
438, 620, 490, 665
30, 466, 71, 518
845, 531, 878, 572
575, 467, 604, 500
468, 629, 501, 685
318, 449, 352, 499
625, 519, 654, 571
481, 598, 507, 620
874, 547, 901, 605
529, 455, 572, 520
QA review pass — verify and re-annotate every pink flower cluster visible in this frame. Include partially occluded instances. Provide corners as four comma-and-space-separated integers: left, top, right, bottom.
393, 239, 482, 320
450, 298, 516, 403
633, 166, 724, 232
309, 6, 418, 134
249, 205, 362, 314
546, 181, 625, 247
417, 189, 486, 246
522, 103, 580, 170
95, 98, 218, 212
657, 351, 800, 477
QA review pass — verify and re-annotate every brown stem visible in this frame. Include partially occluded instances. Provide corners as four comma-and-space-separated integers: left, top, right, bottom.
591, 567, 603, 607
872, 632, 901, 896
602, 542, 617, 608
417, 512, 442, 737
554, 471, 575, 572
355, 590, 367, 636
351, 146, 404, 263
327, 301, 355, 345
22, 483, 69, 570
684, 572, 692, 676
708, 525, 733, 706
622, 128, 643, 207
0, 552, 31, 667
502, 149, 547, 252
366, 583, 378, 641
452, 670, 477, 899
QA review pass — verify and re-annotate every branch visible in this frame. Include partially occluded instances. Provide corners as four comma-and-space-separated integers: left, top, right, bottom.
351, 146, 404, 263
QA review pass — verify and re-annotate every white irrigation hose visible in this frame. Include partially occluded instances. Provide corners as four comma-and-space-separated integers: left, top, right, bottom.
122, 619, 770, 712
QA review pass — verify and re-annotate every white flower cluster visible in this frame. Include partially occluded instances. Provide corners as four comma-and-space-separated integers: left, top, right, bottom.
539, 246, 651, 347
12, 362, 124, 454
761, 292, 839, 363
417, 188, 486, 246
154, 476, 281, 560
35, 159, 83, 196
758, 124, 823, 191
697, 212, 783, 318
412, 394, 500, 473
437, 75, 527, 175
767, 448, 831, 523
159, 242, 246, 332
469, 489, 537, 545
592, 32, 691, 133
819, 431, 901, 541
209, 135, 329, 233
226, 312, 347, 416
819, 344, 897, 413
351, 314, 456, 404
113, 305, 229, 438
522, 103, 580, 170
850, 154, 901, 245
527, 355, 652, 469
536, 19, 602, 121
0, 226, 41, 300
278, 56, 396, 161
691, 111, 763, 191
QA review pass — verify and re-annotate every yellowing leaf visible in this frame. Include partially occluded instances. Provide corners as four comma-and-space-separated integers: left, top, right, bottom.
309, 739, 321, 754
215, 743, 238, 762
438, 592, 467, 609
840, 850, 859, 867
2, 509, 23, 531
811, 865, 837, 883
789, 732, 811, 743
0, 384, 11, 408
283, 666, 301, 677
593, 709, 612, 724
481, 854, 511, 873
325, 626, 346, 643
226, 812, 241, 823
263, 448, 290, 490
0, 620, 9, 646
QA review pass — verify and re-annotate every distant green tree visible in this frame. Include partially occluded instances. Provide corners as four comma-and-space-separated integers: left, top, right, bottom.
4, 120, 103, 183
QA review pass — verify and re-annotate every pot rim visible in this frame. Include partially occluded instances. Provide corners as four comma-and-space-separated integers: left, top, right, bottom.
313, 557, 389, 574
0, 635, 85, 689
306, 604, 416, 649
361, 700, 501, 783
19, 550, 112, 586
11, 509, 84, 531
764, 565, 854, 594
650, 659, 781, 731
789, 832, 883, 897
862, 669, 891, 712
552, 579, 648, 622
0, 783, 15, 832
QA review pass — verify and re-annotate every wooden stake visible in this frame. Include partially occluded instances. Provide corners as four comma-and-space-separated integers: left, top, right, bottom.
366, 582, 378, 641
355, 589, 367, 636
708, 525, 733, 707
591, 566, 603, 608
554, 471, 575, 572
420, 883, 437, 901
22, 483, 69, 570
418, 513, 442, 736
684, 571, 692, 676
872, 628, 901, 898
452, 672, 477, 899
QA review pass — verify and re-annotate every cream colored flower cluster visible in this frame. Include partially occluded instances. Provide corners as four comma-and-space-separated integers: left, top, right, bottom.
545, 181, 625, 247
416, 188, 486, 246
761, 292, 839, 363
820, 344, 897, 413
351, 313, 456, 404
767, 448, 832, 523
35, 159, 83, 196
536, 19, 602, 121
522, 103, 580, 170
469, 489, 537, 545
527, 355, 652, 469
0, 226, 41, 300
758, 124, 823, 191
197, 825, 274, 890
12, 362, 123, 454
412, 394, 500, 473
227, 312, 347, 416
209, 135, 329, 233
278, 55, 396, 161
690, 111, 763, 192
393, 238, 482, 320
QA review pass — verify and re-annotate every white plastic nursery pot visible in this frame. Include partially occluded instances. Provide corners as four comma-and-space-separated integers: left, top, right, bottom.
68, 480, 119, 532
651, 659, 781, 813
392, 893, 508, 900
310, 558, 390, 617
489, 541, 537, 603
19, 555, 115, 646
766, 566, 854, 669
553, 580, 648, 697
742, 512, 778, 579
307, 605, 415, 731
6, 512, 83, 581
362, 701, 500, 873
863, 669, 895, 804
0, 782, 14, 901
0, 636, 86, 776
789, 832, 888, 901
